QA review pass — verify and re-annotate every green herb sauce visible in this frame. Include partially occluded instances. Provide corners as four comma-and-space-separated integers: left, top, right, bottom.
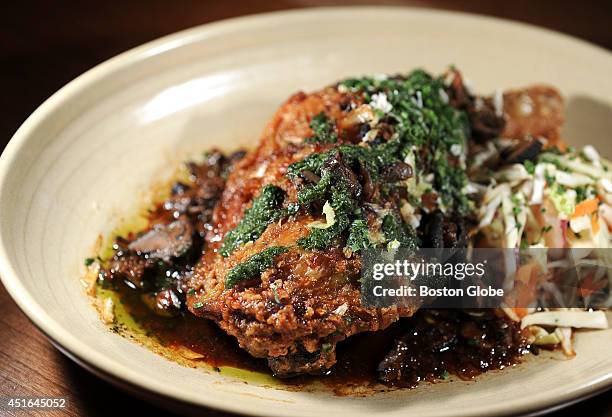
297, 175, 354, 250
346, 216, 372, 252
382, 213, 418, 249
220, 185, 292, 257
221, 69, 472, 257
340, 70, 471, 213
224, 246, 289, 288
305, 112, 337, 144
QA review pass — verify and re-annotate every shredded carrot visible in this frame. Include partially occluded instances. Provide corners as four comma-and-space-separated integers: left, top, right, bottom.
515, 261, 537, 283
572, 198, 599, 219
591, 213, 600, 234
511, 261, 544, 309
579, 273, 607, 298
512, 307, 529, 319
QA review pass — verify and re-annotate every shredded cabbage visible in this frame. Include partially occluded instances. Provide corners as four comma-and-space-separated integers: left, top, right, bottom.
520, 310, 608, 330
471, 145, 612, 356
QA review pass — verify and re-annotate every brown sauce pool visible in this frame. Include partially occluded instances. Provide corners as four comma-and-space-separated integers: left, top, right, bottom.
101, 276, 531, 394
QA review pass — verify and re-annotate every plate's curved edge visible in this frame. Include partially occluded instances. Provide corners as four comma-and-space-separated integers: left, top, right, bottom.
29, 309, 612, 417
0, 6, 611, 417
46, 336, 251, 417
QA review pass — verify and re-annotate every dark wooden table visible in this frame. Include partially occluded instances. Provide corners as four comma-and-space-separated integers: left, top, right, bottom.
1, 1, 611, 416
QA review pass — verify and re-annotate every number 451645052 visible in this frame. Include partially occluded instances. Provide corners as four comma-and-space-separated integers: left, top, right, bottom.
4, 397, 67, 410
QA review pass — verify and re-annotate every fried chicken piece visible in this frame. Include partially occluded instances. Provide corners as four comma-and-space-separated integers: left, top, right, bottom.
446, 67, 564, 144
503, 86, 565, 142
186, 76, 565, 377
186, 87, 417, 376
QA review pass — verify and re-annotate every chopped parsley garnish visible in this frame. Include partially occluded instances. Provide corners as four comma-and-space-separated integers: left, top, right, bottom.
346, 217, 371, 252
287, 140, 401, 183
224, 246, 289, 288
221, 69, 471, 257
340, 70, 471, 212
84, 257, 95, 266
575, 186, 588, 203
544, 172, 556, 185
523, 160, 535, 175
305, 112, 337, 144
294, 152, 364, 250
289, 70, 469, 251
220, 185, 294, 257
382, 214, 418, 250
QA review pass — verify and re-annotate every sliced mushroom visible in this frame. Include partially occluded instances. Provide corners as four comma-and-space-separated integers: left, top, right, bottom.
321, 153, 362, 199
128, 219, 193, 261
381, 162, 413, 182
422, 211, 445, 248
300, 169, 321, 184
470, 101, 506, 141
141, 289, 181, 317
421, 211, 466, 249
502, 137, 543, 164
108, 253, 148, 289
359, 160, 376, 202
446, 68, 472, 109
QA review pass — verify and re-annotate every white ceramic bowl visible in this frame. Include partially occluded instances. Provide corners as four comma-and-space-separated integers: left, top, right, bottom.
1, 7, 611, 417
